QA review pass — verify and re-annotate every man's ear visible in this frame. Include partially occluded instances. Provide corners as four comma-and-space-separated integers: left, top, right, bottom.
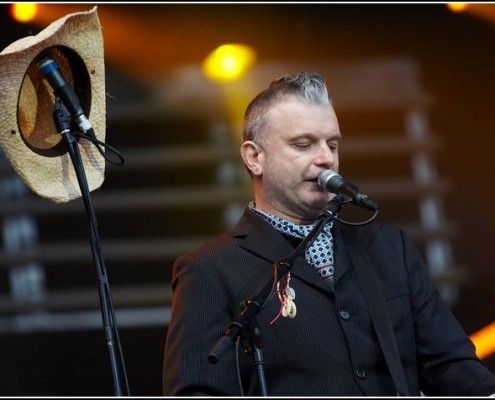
240, 140, 264, 176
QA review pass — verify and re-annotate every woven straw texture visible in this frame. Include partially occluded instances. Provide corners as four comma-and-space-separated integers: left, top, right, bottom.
0, 7, 106, 203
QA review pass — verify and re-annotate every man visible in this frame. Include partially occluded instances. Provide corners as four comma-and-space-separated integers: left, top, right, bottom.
162, 72, 495, 396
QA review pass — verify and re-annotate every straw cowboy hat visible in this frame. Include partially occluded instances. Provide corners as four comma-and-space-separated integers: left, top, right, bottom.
0, 6, 106, 203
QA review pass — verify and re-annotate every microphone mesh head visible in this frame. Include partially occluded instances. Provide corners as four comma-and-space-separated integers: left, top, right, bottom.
318, 169, 343, 193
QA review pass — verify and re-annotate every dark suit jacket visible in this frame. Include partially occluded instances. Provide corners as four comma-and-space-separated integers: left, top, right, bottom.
163, 207, 495, 396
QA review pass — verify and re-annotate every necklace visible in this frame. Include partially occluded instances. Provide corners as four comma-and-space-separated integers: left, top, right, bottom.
271, 272, 297, 324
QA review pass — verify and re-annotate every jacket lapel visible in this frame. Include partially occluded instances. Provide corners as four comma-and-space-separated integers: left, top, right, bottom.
232, 208, 294, 263
333, 223, 378, 289
333, 224, 354, 287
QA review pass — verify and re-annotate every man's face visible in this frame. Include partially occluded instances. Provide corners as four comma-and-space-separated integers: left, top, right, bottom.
248, 99, 341, 223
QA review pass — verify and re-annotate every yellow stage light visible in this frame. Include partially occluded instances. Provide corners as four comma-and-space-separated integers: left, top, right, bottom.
10, 3, 38, 23
447, 3, 469, 13
470, 321, 495, 360
202, 44, 256, 83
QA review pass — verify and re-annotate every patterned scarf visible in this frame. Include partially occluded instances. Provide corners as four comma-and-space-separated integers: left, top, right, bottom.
249, 202, 335, 290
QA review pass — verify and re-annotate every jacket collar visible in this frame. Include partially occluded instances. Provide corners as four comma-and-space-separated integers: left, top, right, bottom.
232, 208, 367, 293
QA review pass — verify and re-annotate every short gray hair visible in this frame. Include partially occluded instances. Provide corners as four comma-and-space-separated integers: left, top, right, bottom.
242, 71, 332, 144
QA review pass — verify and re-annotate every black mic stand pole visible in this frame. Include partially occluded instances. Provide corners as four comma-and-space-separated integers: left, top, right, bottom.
208, 195, 346, 396
53, 98, 129, 396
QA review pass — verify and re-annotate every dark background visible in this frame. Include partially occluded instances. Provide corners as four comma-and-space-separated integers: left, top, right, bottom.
1, 2, 495, 396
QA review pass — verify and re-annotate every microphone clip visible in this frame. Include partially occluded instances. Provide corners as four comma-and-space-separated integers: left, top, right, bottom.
53, 97, 74, 138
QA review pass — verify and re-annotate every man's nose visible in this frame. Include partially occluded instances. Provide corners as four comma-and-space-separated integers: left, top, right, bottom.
315, 144, 335, 168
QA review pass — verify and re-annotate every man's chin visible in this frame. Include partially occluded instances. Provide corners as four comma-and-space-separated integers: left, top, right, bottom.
303, 200, 331, 220
311, 194, 333, 210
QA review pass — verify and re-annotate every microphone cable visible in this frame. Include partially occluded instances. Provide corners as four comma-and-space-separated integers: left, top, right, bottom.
74, 129, 125, 167
333, 198, 380, 226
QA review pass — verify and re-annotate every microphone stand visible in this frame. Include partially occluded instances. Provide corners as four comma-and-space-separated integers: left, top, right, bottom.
53, 98, 130, 396
208, 195, 346, 396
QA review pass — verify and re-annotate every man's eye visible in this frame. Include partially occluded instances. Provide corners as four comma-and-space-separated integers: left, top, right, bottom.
328, 143, 339, 152
292, 143, 311, 149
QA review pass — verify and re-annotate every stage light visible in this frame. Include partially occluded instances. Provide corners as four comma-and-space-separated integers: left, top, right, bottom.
202, 43, 256, 83
10, 3, 38, 23
447, 3, 469, 13
470, 321, 495, 359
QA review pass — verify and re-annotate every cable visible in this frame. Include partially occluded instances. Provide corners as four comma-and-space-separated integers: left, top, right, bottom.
74, 129, 125, 166
334, 199, 380, 226
235, 338, 245, 396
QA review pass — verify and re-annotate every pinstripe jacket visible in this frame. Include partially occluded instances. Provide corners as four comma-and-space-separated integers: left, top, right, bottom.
162, 207, 495, 396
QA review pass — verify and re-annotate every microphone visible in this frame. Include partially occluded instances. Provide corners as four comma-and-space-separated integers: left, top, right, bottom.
37, 58, 94, 135
318, 169, 379, 211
